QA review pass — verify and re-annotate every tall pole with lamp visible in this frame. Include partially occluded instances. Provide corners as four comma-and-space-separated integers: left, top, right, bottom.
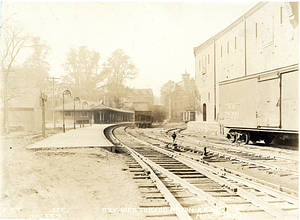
41, 92, 47, 137
63, 90, 71, 133
74, 97, 80, 129
82, 101, 89, 127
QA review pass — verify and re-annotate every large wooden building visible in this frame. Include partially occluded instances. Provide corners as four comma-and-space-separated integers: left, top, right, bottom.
124, 88, 154, 111
171, 71, 196, 122
189, 2, 299, 135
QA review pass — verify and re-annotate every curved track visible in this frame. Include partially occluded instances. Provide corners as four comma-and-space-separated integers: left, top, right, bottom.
105, 124, 299, 220
141, 127, 299, 185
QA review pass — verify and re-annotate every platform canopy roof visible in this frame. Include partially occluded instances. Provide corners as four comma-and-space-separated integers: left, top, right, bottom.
55, 100, 134, 114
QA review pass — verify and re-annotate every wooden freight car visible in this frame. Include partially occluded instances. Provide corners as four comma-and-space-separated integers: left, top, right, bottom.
134, 111, 153, 128
219, 64, 299, 145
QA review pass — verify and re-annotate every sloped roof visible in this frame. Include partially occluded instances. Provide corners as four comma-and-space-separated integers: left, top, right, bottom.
125, 96, 151, 103
92, 104, 134, 113
130, 88, 153, 96
8, 88, 41, 109
55, 100, 99, 111
55, 100, 134, 114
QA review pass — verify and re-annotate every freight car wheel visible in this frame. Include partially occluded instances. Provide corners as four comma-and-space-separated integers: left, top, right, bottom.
264, 136, 273, 145
237, 132, 249, 145
228, 132, 236, 143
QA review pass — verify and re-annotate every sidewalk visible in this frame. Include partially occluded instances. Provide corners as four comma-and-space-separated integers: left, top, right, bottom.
28, 124, 114, 150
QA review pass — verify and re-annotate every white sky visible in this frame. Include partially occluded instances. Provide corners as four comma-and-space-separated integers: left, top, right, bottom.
1, 1, 258, 96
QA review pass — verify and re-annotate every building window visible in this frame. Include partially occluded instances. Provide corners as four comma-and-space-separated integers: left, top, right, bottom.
203, 103, 207, 121
202, 55, 206, 74
65, 112, 71, 116
227, 42, 229, 53
81, 112, 87, 117
280, 7, 283, 24
235, 37, 237, 49
255, 23, 258, 38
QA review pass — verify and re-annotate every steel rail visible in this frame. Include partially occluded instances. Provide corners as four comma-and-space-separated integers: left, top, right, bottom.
179, 133, 299, 163
136, 128, 298, 199
118, 129, 242, 218
109, 126, 193, 220
204, 148, 298, 175
202, 157, 299, 198
152, 128, 298, 163
212, 142, 298, 163
153, 131, 298, 175
125, 128, 297, 220
219, 167, 298, 205
136, 151, 243, 219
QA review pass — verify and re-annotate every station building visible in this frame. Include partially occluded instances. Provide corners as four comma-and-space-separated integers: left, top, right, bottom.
55, 100, 134, 128
189, 2, 299, 135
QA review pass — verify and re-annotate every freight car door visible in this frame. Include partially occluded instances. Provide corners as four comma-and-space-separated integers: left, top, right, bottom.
257, 73, 280, 127
281, 70, 299, 131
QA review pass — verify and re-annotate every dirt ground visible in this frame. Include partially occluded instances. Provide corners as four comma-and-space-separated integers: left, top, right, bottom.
0, 132, 145, 220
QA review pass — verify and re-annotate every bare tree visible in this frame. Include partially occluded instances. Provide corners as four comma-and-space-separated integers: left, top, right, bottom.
62, 46, 107, 100
23, 37, 51, 90
183, 81, 200, 111
160, 80, 175, 120
1, 25, 30, 133
101, 48, 139, 108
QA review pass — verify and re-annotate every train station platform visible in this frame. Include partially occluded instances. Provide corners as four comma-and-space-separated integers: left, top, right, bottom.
27, 124, 115, 150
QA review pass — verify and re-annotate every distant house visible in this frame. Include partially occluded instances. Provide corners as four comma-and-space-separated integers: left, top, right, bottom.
124, 88, 154, 111
171, 71, 197, 122
5, 88, 43, 132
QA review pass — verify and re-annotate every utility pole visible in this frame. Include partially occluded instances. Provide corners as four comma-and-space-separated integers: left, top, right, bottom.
169, 96, 171, 121
63, 90, 71, 133
74, 97, 80, 129
41, 92, 47, 137
47, 77, 60, 128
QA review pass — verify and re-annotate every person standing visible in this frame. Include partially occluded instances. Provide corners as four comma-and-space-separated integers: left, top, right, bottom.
172, 132, 177, 144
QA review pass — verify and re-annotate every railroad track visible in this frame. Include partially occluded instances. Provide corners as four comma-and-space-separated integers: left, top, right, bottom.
132, 127, 298, 196
139, 127, 299, 181
105, 124, 299, 220
179, 130, 299, 163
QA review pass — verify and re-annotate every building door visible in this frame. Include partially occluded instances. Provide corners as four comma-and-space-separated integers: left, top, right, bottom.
203, 103, 207, 121
94, 111, 100, 124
